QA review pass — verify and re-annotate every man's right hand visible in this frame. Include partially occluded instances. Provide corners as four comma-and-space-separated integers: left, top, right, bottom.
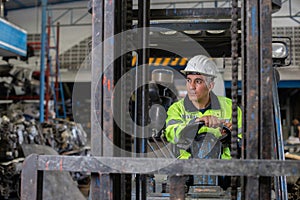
195, 115, 222, 128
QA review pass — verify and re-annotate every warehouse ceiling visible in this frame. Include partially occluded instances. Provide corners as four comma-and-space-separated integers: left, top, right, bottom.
4, 0, 87, 11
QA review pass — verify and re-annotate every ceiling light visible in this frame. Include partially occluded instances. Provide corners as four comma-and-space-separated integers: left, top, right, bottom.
206, 30, 226, 34
160, 30, 177, 35
183, 30, 202, 35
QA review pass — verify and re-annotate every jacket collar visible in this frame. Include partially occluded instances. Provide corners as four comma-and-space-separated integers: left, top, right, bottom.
183, 92, 221, 112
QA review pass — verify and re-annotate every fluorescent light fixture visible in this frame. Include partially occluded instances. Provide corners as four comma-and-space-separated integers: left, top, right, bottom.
206, 30, 226, 34
183, 30, 201, 35
160, 30, 177, 35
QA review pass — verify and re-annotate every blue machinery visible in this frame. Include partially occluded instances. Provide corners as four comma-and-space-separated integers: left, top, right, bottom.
0, 18, 27, 57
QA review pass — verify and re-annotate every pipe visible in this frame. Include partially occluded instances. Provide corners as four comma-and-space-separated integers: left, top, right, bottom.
39, 0, 47, 122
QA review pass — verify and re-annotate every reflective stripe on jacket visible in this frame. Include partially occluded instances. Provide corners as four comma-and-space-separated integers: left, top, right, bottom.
165, 92, 242, 159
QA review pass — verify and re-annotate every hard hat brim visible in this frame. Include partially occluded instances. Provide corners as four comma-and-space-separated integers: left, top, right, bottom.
181, 70, 217, 78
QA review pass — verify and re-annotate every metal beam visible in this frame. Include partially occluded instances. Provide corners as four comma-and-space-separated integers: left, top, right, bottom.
135, 1, 150, 199
47, 7, 91, 27
243, 0, 259, 198
147, 21, 236, 31
259, 0, 275, 198
20, 154, 300, 199
243, 0, 274, 199
91, 0, 107, 199
11, 0, 26, 8
132, 8, 240, 20
22, 154, 300, 176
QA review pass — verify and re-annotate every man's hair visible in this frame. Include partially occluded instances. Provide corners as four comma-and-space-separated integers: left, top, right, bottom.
205, 76, 215, 85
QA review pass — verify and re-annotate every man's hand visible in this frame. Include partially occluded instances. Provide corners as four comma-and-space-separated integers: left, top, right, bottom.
195, 115, 221, 128
222, 121, 232, 135
195, 116, 232, 135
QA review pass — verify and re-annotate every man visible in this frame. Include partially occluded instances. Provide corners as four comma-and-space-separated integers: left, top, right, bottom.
292, 118, 300, 139
164, 55, 242, 160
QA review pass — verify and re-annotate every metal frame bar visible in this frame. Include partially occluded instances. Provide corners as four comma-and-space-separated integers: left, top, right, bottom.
132, 8, 239, 20
90, 0, 117, 198
135, 1, 150, 199
259, 0, 274, 198
20, 154, 300, 199
116, 0, 134, 199
242, 0, 275, 198
132, 0, 232, 7
90, 0, 107, 199
10, 0, 26, 8
47, 7, 91, 27
242, 0, 260, 197
147, 21, 236, 31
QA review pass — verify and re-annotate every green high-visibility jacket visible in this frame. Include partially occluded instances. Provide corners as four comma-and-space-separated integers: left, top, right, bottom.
165, 92, 242, 160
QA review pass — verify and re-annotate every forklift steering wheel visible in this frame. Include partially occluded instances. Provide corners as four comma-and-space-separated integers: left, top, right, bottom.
219, 125, 232, 145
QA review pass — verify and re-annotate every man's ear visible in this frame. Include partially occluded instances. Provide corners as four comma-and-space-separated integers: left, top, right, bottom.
208, 82, 215, 92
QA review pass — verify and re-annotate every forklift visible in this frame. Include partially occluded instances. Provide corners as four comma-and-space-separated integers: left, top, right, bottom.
20, 0, 300, 200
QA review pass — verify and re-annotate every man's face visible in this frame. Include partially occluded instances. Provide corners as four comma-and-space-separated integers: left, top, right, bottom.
186, 74, 211, 102
292, 119, 298, 126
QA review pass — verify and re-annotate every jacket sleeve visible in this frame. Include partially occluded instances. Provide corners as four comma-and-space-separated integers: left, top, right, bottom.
164, 102, 188, 144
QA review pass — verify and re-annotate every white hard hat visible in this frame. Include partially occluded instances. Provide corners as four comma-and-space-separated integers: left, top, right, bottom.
181, 55, 217, 78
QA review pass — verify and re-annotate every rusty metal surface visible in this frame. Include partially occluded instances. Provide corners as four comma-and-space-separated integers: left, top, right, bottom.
91, 0, 104, 198
91, 0, 103, 158
259, 0, 274, 199
102, 0, 115, 158
91, 0, 116, 198
243, 0, 262, 198
21, 154, 300, 199
259, 0, 274, 160
170, 175, 186, 200
21, 145, 86, 200
99, 0, 115, 198
242, 0, 275, 199
21, 154, 38, 200
244, 0, 260, 160
21, 154, 300, 177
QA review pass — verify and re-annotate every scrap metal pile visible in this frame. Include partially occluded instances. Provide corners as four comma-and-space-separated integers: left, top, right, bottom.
0, 60, 40, 97
0, 102, 90, 199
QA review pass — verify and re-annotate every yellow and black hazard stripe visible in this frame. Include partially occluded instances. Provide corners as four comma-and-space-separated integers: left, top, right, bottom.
131, 56, 188, 67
